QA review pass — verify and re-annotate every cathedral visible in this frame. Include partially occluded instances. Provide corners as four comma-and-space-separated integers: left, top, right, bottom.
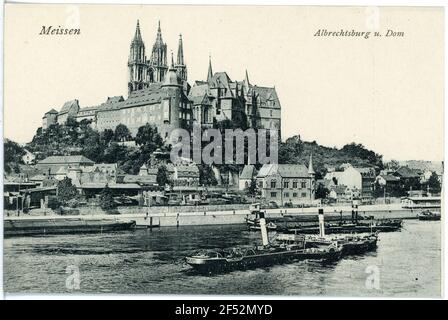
42, 20, 282, 140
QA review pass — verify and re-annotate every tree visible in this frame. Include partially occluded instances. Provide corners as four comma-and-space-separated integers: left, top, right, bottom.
198, 164, 218, 186
100, 129, 115, 146
278, 135, 303, 164
4, 139, 25, 174
156, 165, 171, 187
373, 181, 385, 198
315, 183, 330, 199
135, 123, 163, 148
427, 172, 441, 194
247, 178, 259, 197
57, 177, 78, 206
386, 159, 400, 171
99, 186, 116, 210
81, 129, 104, 163
114, 124, 131, 142
341, 142, 383, 169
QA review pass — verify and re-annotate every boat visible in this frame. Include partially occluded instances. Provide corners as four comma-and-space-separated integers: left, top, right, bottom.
185, 243, 342, 274
284, 220, 401, 234
418, 210, 441, 221
4, 218, 136, 237
185, 209, 343, 273
247, 217, 402, 234
301, 233, 378, 255
248, 221, 278, 231
277, 210, 378, 256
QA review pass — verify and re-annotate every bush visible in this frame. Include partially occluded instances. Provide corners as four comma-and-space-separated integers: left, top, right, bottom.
99, 186, 116, 211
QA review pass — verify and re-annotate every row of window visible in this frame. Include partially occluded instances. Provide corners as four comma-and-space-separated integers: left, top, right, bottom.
270, 192, 308, 198
270, 181, 308, 189
179, 112, 191, 120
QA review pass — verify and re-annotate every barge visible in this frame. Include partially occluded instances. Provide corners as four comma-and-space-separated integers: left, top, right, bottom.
4, 218, 136, 237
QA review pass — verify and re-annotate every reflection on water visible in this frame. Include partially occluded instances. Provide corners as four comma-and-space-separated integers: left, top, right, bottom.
3, 220, 441, 297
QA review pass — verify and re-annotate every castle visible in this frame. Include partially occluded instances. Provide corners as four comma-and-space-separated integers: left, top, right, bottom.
42, 20, 282, 140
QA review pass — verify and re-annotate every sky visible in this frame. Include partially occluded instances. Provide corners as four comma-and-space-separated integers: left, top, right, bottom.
3, 5, 444, 161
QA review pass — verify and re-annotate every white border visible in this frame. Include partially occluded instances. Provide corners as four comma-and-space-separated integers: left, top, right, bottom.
0, 0, 446, 301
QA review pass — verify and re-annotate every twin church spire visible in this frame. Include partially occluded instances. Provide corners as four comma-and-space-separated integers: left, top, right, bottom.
128, 20, 187, 95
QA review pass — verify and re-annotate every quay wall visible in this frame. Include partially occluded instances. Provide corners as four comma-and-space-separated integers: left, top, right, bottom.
5, 203, 421, 228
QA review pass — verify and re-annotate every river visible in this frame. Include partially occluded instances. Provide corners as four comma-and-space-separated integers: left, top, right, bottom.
3, 219, 441, 297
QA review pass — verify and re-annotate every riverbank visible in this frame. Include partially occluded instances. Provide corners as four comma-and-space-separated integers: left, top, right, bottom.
4, 203, 421, 228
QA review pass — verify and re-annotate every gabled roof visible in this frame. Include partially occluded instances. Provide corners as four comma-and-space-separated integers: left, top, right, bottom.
45, 109, 58, 115
83, 163, 117, 173
122, 175, 157, 185
379, 174, 400, 182
354, 167, 376, 177
59, 99, 80, 115
176, 165, 199, 174
394, 166, 420, 178
29, 174, 49, 181
209, 72, 232, 90
124, 83, 166, 108
257, 164, 310, 178
253, 86, 280, 108
240, 165, 256, 180
78, 105, 99, 113
331, 185, 347, 194
38, 155, 95, 165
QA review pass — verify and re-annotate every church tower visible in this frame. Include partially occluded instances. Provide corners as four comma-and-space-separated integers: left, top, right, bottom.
128, 20, 149, 95
207, 55, 213, 84
175, 34, 187, 82
150, 21, 168, 83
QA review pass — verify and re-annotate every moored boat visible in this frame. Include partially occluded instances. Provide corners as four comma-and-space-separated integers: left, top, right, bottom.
418, 210, 441, 221
4, 218, 136, 237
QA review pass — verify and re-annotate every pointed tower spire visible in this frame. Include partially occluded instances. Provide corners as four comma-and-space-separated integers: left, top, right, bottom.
171, 51, 175, 69
133, 19, 143, 42
155, 20, 163, 46
244, 70, 250, 86
129, 19, 148, 94
175, 34, 187, 82
308, 154, 315, 175
207, 54, 213, 83
177, 34, 184, 65
244, 69, 251, 94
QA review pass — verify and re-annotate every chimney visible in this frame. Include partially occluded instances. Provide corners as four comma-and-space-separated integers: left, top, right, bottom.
318, 208, 325, 238
259, 211, 269, 246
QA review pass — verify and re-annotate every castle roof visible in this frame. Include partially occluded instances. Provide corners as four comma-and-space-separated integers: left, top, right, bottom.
106, 96, 124, 104
97, 84, 168, 112
59, 99, 80, 115
253, 86, 280, 108
188, 84, 214, 106
45, 109, 58, 115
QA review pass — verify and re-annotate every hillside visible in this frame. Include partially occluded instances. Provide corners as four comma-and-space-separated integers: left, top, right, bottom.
278, 135, 383, 178
6, 120, 385, 179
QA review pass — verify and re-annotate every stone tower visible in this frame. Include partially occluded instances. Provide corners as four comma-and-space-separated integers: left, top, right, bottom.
175, 34, 187, 82
150, 21, 168, 83
128, 20, 149, 95
160, 55, 183, 139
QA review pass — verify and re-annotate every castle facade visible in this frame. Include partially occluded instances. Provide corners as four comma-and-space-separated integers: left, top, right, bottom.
42, 20, 282, 139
